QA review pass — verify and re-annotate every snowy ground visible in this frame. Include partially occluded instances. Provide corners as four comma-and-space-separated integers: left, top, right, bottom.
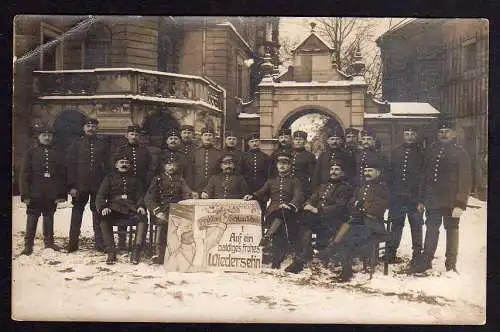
11, 196, 486, 324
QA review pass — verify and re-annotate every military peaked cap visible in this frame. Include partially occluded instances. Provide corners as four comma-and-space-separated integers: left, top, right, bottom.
293, 130, 308, 139
180, 125, 195, 132
165, 127, 181, 138
127, 125, 142, 133
85, 118, 99, 125
278, 128, 292, 136
438, 116, 456, 130
246, 132, 260, 140
201, 127, 215, 135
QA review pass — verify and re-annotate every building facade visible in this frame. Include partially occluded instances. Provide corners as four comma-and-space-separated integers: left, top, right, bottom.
376, 18, 488, 199
13, 16, 280, 193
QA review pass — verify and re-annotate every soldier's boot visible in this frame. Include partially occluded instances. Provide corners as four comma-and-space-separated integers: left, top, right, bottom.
445, 225, 459, 272
130, 245, 142, 265
67, 206, 85, 253
386, 222, 404, 264
284, 259, 305, 274
42, 214, 60, 251
409, 221, 423, 267
340, 256, 353, 282
408, 223, 439, 274
151, 225, 166, 265
21, 214, 38, 256
92, 211, 105, 252
130, 221, 147, 265
105, 247, 117, 265
260, 218, 283, 246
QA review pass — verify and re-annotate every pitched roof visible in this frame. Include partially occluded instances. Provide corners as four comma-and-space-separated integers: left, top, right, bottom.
292, 32, 334, 53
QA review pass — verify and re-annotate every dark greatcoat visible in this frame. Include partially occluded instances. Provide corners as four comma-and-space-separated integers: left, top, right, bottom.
418, 141, 472, 210
67, 135, 110, 193
19, 144, 67, 202
290, 148, 317, 196
351, 177, 389, 220
113, 142, 153, 187
190, 145, 223, 192
241, 149, 270, 193
181, 141, 198, 156
312, 148, 355, 189
203, 173, 249, 199
306, 178, 354, 224
144, 173, 193, 216
387, 143, 424, 205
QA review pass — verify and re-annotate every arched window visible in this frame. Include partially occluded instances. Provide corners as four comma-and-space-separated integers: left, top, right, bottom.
83, 23, 111, 69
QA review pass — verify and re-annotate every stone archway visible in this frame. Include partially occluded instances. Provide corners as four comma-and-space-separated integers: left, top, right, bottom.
275, 105, 346, 137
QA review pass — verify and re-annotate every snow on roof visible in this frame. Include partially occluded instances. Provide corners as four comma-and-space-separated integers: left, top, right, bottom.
259, 80, 366, 88
33, 68, 223, 91
389, 102, 440, 115
238, 113, 260, 119
38, 94, 223, 113
216, 22, 252, 53
292, 32, 334, 53
364, 113, 438, 119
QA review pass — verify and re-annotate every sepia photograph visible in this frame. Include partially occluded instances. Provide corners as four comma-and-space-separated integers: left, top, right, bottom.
12, 15, 487, 324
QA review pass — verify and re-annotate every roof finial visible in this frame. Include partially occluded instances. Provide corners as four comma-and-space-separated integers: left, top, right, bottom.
310, 22, 316, 33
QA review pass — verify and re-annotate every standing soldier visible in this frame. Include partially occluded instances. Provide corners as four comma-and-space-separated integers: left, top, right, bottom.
285, 160, 354, 273
241, 133, 270, 213
222, 131, 245, 173
113, 125, 153, 250
290, 130, 317, 198
66, 118, 109, 253
312, 126, 355, 190
159, 128, 192, 185
269, 128, 293, 178
180, 125, 198, 156
19, 126, 67, 255
190, 127, 222, 193
386, 126, 425, 265
409, 118, 472, 274
353, 127, 388, 187
201, 154, 249, 199
244, 152, 304, 269
345, 127, 360, 156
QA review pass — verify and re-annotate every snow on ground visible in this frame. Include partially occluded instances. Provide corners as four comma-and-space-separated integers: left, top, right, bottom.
11, 196, 486, 324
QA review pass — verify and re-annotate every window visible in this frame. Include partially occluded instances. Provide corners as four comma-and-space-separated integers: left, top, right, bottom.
40, 22, 63, 70
464, 41, 478, 71
237, 63, 243, 97
83, 23, 111, 69
42, 35, 57, 70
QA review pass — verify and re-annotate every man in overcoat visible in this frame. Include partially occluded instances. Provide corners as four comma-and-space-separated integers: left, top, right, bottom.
201, 154, 249, 199
268, 128, 292, 178
190, 127, 222, 192
290, 130, 317, 198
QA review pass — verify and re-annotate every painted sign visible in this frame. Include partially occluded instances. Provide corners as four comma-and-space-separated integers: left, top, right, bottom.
164, 199, 263, 273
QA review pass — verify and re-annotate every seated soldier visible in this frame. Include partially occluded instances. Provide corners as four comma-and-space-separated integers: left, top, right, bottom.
201, 153, 249, 199
96, 154, 148, 265
144, 155, 196, 264
285, 160, 354, 274
319, 157, 389, 282
244, 152, 304, 269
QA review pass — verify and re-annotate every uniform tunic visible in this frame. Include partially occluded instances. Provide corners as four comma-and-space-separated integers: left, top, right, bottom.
222, 147, 245, 173
203, 173, 249, 199
144, 173, 193, 216
387, 143, 424, 204
290, 148, 316, 196
418, 142, 472, 210
351, 178, 389, 220
241, 149, 270, 193
20, 144, 67, 204
253, 173, 304, 219
159, 148, 193, 186
353, 149, 388, 187
312, 148, 355, 189
307, 178, 354, 222
67, 135, 110, 193
95, 171, 145, 216
181, 142, 198, 156
190, 145, 222, 192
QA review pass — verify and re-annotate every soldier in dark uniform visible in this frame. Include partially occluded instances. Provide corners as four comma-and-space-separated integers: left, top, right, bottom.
159, 128, 193, 186
222, 131, 245, 173
66, 118, 110, 253
19, 126, 67, 255
312, 126, 355, 190
241, 133, 270, 213
345, 127, 360, 156
96, 154, 148, 265
290, 130, 317, 198
201, 154, 249, 199
190, 127, 222, 192
113, 125, 153, 249
144, 155, 195, 264
180, 125, 198, 156
386, 126, 425, 265
352, 127, 388, 187
268, 128, 292, 178
409, 118, 472, 274
244, 152, 304, 269
284, 160, 354, 273
322, 157, 390, 282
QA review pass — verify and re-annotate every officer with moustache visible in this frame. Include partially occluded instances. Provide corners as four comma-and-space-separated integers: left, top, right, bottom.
159, 128, 192, 185
353, 127, 388, 187
201, 154, 249, 199
66, 118, 110, 253
241, 133, 270, 213
180, 125, 198, 156
190, 127, 222, 192
244, 152, 304, 269
222, 131, 245, 173
285, 160, 354, 274
312, 126, 355, 190
345, 127, 360, 155
386, 126, 425, 265
269, 128, 293, 178
113, 125, 153, 250
19, 126, 67, 255
290, 130, 317, 198
409, 118, 472, 275
96, 154, 148, 265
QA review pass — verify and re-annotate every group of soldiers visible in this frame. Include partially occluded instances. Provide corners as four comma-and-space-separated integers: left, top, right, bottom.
19, 115, 472, 281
